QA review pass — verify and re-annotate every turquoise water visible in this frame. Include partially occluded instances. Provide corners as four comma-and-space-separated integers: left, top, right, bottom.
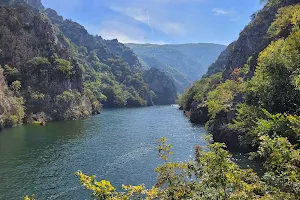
0, 106, 262, 199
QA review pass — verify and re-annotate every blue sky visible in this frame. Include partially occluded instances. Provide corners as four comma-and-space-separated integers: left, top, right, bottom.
42, 0, 262, 45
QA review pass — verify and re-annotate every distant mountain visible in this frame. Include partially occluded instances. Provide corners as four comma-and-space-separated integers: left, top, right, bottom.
126, 43, 226, 93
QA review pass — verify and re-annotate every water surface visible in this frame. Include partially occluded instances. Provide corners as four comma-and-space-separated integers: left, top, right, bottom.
0, 106, 261, 199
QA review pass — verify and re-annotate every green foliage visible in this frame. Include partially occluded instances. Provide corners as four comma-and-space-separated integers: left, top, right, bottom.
5, 115, 19, 127
207, 80, 246, 118
31, 91, 45, 101
229, 104, 264, 133
53, 89, 94, 120
11, 80, 21, 92
251, 110, 300, 143
77, 46, 155, 108
177, 5, 300, 199
156, 138, 174, 161
3, 65, 20, 84
24, 195, 37, 200
179, 72, 222, 110
27, 57, 50, 66
56, 90, 81, 104
268, 4, 300, 37
0, 81, 25, 127
230, 104, 300, 148
250, 136, 300, 197
54, 58, 72, 76
76, 172, 116, 199
78, 46, 88, 54
251, 27, 300, 113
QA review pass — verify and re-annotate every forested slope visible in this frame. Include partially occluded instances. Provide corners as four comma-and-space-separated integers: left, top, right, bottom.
0, 0, 177, 130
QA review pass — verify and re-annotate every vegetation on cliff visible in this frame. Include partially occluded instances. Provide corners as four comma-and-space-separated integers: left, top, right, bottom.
0, 0, 177, 130
178, 1, 300, 198
206, 0, 299, 79
0, 68, 24, 129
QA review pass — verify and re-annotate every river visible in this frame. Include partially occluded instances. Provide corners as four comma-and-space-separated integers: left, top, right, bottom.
0, 105, 262, 199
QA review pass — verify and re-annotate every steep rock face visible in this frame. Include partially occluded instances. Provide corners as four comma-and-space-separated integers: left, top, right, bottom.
0, 5, 91, 121
187, 100, 245, 152
0, 6, 62, 67
143, 68, 177, 105
205, 0, 299, 79
207, 109, 242, 152
189, 101, 209, 124
56, 19, 112, 61
205, 42, 236, 77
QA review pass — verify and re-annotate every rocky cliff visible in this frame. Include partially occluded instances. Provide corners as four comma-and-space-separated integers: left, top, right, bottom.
45, 8, 142, 70
0, 0, 178, 130
0, 3, 92, 122
205, 0, 299, 79
181, 0, 300, 151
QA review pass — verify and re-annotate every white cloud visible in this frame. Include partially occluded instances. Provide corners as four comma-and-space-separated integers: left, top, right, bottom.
212, 8, 231, 15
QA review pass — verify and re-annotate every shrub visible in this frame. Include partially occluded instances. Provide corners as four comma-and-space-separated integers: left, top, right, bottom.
11, 80, 21, 92
250, 136, 300, 196
55, 59, 72, 76
3, 65, 20, 84
27, 57, 50, 66
5, 115, 20, 127
179, 73, 222, 110
207, 80, 246, 118
56, 90, 80, 104
268, 4, 300, 37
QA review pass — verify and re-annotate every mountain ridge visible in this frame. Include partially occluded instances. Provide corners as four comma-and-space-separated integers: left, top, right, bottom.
126, 43, 226, 93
